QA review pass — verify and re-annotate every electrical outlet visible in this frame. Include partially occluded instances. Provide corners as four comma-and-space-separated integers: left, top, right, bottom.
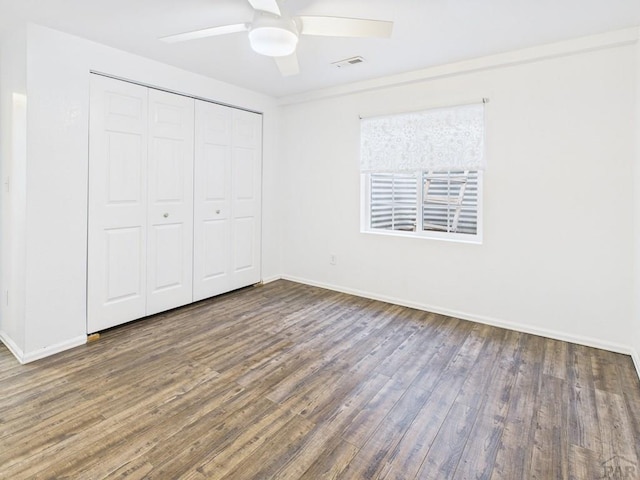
330, 254, 337, 265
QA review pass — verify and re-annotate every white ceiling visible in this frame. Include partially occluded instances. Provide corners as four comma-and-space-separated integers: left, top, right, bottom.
1, 0, 639, 98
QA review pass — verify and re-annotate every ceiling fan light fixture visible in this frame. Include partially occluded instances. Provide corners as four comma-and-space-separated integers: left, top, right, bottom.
158, 1, 395, 76
249, 26, 298, 57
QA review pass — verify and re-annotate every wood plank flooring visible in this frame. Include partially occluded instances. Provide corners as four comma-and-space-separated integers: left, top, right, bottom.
1, 280, 639, 479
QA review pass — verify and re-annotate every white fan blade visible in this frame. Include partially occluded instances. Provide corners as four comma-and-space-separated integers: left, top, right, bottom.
275, 53, 300, 76
299, 16, 393, 38
248, 0, 281, 17
160, 23, 248, 43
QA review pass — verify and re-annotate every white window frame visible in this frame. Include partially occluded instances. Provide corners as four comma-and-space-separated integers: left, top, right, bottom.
359, 101, 486, 244
360, 170, 483, 244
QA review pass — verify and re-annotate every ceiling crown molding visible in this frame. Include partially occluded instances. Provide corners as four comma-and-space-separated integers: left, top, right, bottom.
278, 27, 639, 106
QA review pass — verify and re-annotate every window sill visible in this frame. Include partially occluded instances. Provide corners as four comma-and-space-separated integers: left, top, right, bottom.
360, 228, 483, 245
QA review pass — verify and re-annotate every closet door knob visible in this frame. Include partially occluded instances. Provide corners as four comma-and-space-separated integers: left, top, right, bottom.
216, 209, 221, 214
163, 213, 169, 218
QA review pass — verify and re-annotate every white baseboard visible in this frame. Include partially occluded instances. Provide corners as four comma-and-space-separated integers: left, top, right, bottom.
0, 330, 26, 363
261, 275, 282, 285
20, 336, 87, 364
281, 275, 636, 358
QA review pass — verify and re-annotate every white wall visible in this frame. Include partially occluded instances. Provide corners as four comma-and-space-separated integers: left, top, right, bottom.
0, 24, 27, 357
3, 24, 281, 362
280, 41, 636, 353
3, 22, 639, 366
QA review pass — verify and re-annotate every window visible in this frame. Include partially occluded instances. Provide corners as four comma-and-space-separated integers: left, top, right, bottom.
360, 102, 485, 242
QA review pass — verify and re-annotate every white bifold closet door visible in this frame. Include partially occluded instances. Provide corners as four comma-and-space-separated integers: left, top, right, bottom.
88, 76, 148, 332
193, 101, 262, 301
88, 75, 195, 333
146, 89, 194, 315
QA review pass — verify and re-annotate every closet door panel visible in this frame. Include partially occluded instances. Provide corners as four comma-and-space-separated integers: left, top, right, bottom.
88, 75, 148, 333
199, 144, 230, 284
193, 101, 232, 301
233, 217, 255, 271
233, 111, 261, 148
230, 109, 262, 289
105, 227, 144, 299
202, 220, 229, 277
147, 89, 195, 315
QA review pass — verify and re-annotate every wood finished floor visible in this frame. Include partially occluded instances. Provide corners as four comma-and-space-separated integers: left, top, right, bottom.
1, 280, 639, 479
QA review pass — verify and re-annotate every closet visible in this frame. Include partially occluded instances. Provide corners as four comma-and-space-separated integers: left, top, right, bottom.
87, 74, 262, 334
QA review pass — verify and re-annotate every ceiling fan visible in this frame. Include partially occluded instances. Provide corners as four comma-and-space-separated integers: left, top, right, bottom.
159, 0, 393, 76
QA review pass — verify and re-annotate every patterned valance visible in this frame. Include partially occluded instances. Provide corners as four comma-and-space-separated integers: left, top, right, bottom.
360, 103, 485, 172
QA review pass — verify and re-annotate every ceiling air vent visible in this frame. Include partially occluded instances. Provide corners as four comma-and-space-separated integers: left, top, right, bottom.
332, 56, 365, 68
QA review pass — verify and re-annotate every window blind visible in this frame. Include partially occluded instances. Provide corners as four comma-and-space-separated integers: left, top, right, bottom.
360, 103, 485, 173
